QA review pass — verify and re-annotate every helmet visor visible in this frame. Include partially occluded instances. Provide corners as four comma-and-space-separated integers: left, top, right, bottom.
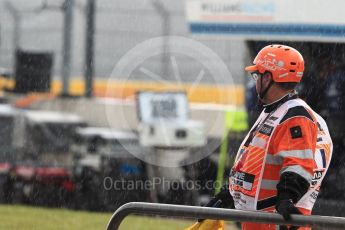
245, 65, 258, 72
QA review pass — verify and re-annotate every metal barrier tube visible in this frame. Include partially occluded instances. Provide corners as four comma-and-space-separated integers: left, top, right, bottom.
107, 202, 345, 230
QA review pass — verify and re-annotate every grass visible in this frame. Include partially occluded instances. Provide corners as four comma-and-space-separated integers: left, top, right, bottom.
0, 204, 197, 230
0, 204, 239, 230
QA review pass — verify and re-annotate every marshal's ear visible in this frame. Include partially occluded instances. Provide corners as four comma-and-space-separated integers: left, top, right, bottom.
262, 71, 273, 83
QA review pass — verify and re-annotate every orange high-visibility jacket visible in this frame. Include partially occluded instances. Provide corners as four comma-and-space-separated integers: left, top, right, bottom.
229, 94, 333, 230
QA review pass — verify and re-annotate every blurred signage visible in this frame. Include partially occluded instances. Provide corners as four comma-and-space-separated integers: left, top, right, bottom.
186, 0, 345, 41
136, 91, 189, 123
187, 0, 275, 23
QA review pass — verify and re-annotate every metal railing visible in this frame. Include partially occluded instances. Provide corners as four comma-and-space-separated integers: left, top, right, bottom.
106, 202, 345, 230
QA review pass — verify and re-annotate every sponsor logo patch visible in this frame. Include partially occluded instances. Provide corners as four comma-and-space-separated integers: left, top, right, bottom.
268, 116, 278, 121
231, 171, 255, 191
259, 124, 274, 136
311, 170, 323, 186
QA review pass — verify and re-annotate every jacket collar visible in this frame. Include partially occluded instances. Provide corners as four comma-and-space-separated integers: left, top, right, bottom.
263, 91, 298, 113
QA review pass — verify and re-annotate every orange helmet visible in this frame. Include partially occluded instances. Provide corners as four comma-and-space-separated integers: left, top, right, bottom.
245, 44, 304, 83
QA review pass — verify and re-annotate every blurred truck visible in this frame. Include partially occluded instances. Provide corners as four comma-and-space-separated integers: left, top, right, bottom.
15, 110, 86, 164
0, 104, 18, 163
6, 161, 74, 206
0, 104, 85, 206
71, 127, 147, 211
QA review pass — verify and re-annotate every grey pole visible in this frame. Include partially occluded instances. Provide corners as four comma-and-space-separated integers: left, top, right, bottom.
84, 0, 95, 97
107, 202, 345, 230
151, 0, 170, 80
13, 15, 21, 53
6, 5, 20, 51
61, 0, 74, 96
5, 1, 21, 69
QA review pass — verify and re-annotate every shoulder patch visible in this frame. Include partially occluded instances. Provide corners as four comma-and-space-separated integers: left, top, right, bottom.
280, 106, 314, 124
290, 126, 302, 139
